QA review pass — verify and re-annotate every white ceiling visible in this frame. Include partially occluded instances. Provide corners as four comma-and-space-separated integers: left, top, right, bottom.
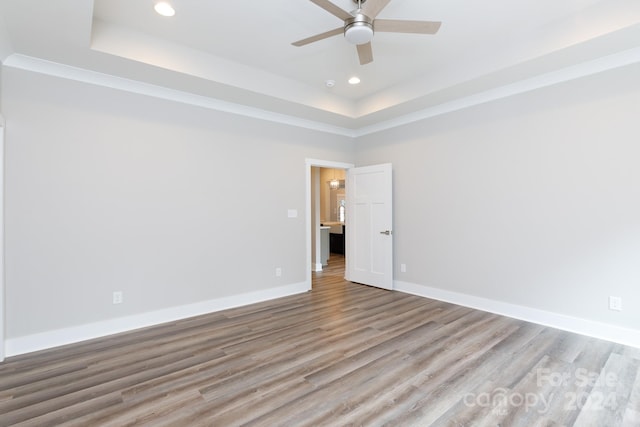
1, 0, 639, 135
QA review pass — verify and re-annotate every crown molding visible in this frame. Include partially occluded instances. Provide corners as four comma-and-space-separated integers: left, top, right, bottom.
3, 54, 358, 138
354, 46, 640, 137
4, 46, 640, 138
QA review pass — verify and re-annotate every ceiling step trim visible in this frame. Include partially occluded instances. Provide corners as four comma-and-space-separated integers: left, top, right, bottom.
2, 54, 358, 138
354, 45, 640, 137
4, 46, 640, 139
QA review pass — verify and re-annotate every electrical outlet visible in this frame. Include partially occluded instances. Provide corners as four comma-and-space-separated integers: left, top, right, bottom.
275, 267, 282, 277
113, 291, 123, 305
609, 296, 622, 311
400, 263, 407, 273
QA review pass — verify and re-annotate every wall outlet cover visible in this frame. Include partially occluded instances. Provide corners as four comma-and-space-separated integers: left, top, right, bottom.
113, 291, 123, 305
609, 296, 622, 311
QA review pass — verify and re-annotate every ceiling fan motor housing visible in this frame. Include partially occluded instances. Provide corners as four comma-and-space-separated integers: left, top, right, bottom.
344, 12, 374, 45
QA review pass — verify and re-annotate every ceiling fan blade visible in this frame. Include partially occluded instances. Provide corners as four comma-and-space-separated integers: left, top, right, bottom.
357, 42, 373, 65
310, 0, 352, 21
361, 0, 391, 19
292, 27, 343, 47
374, 19, 442, 34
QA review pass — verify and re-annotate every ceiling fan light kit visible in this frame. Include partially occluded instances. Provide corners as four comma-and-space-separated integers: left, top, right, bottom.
154, 2, 175, 17
344, 14, 374, 45
292, 0, 441, 65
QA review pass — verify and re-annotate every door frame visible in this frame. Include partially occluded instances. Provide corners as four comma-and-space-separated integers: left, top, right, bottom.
305, 159, 354, 289
0, 115, 5, 362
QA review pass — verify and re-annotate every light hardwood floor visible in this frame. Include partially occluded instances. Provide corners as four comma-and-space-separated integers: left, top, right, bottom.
1, 255, 639, 426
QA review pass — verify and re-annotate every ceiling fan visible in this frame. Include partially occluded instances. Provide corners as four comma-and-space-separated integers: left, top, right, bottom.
292, 0, 442, 65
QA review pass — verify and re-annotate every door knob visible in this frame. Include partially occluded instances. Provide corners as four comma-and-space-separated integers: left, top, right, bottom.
379, 230, 391, 235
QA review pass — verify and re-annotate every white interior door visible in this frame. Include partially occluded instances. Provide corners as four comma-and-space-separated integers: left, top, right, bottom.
346, 163, 393, 290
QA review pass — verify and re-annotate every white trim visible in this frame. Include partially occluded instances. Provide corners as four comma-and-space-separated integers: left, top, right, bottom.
0, 116, 4, 362
4, 46, 640, 138
312, 167, 322, 271
5, 281, 309, 357
355, 46, 640, 137
305, 159, 354, 290
3, 54, 356, 138
395, 280, 640, 349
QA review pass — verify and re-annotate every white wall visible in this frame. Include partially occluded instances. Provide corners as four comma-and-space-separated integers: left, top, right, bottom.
355, 63, 640, 338
0, 13, 11, 63
3, 58, 640, 354
2, 67, 353, 350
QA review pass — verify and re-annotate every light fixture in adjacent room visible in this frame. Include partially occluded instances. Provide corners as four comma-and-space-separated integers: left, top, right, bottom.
329, 169, 340, 190
348, 76, 361, 85
154, 2, 175, 17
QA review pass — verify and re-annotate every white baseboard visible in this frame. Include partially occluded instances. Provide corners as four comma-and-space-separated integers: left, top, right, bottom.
5, 281, 310, 357
8, 279, 638, 357
395, 280, 640, 349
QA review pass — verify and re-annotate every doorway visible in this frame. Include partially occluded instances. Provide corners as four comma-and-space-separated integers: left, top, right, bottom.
316, 167, 346, 285
305, 160, 394, 292
305, 159, 353, 290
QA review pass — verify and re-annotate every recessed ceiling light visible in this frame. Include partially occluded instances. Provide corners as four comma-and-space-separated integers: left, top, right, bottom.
348, 76, 361, 85
325, 79, 336, 88
154, 2, 175, 17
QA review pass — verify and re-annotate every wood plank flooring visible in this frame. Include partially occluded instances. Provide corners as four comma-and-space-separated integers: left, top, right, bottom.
1, 255, 639, 426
